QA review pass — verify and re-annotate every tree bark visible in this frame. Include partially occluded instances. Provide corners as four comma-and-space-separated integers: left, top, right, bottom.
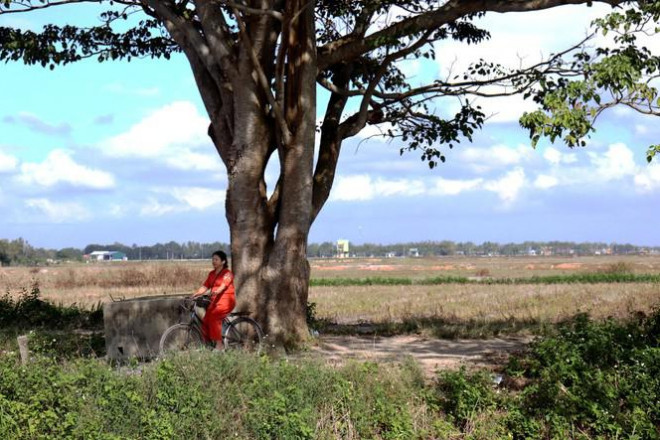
219, 0, 317, 347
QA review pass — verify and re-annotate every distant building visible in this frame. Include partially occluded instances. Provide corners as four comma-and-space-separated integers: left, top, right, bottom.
336, 240, 350, 258
86, 251, 127, 262
408, 248, 420, 257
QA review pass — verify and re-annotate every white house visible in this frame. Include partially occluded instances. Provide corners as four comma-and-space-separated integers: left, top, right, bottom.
87, 251, 127, 261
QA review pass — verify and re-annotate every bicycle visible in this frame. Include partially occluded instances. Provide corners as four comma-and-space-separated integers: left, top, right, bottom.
159, 296, 264, 356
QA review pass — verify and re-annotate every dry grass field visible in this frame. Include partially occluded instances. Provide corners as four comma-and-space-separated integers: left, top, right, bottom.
1, 255, 659, 327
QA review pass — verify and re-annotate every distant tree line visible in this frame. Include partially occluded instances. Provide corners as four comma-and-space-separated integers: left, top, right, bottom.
327, 241, 658, 258
0, 238, 229, 266
1, 238, 658, 266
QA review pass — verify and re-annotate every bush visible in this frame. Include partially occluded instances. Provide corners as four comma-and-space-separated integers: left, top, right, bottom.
0, 281, 102, 330
0, 351, 438, 439
504, 308, 660, 439
434, 368, 498, 428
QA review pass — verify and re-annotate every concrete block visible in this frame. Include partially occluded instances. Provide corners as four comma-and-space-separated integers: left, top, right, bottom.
103, 295, 189, 361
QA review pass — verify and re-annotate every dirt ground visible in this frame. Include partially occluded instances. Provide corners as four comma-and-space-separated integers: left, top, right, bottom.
305, 335, 531, 377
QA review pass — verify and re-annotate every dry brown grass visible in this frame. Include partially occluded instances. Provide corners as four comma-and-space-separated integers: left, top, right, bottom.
1, 256, 659, 323
309, 255, 660, 279
0, 261, 209, 306
309, 283, 660, 325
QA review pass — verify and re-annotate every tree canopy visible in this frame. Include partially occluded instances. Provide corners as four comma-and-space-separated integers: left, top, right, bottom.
2, 1, 659, 164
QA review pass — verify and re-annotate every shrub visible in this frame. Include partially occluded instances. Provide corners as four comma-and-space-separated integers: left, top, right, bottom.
504, 308, 660, 438
0, 281, 102, 330
0, 351, 437, 439
600, 261, 635, 274
433, 368, 499, 428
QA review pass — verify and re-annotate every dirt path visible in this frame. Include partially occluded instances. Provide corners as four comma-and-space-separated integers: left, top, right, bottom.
305, 335, 531, 377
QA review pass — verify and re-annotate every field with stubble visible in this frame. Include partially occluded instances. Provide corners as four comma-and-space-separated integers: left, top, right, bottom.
2, 255, 659, 331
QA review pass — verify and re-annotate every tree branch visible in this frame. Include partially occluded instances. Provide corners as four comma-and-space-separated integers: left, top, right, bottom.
223, 0, 283, 21
317, 0, 626, 70
230, 3, 292, 147
339, 30, 434, 139
194, 0, 238, 78
0, 0, 139, 14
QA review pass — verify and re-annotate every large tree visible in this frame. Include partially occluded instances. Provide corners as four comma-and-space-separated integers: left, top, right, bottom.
2, 0, 659, 345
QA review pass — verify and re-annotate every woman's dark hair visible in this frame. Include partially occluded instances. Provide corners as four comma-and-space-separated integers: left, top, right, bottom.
212, 250, 228, 269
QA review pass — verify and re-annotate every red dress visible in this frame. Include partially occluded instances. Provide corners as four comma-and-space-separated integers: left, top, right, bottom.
201, 268, 236, 342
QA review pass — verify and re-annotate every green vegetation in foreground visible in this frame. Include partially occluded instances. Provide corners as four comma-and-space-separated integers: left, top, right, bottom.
311, 272, 660, 286
0, 282, 105, 358
1, 308, 659, 439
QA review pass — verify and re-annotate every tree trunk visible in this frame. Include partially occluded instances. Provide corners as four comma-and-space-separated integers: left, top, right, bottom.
226, 125, 314, 346
221, 0, 317, 348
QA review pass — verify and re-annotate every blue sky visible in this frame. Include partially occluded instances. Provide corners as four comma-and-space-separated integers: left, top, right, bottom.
1, 4, 659, 249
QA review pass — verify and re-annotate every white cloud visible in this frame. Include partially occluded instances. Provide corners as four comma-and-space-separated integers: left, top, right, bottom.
377, 178, 426, 197
140, 187, 226, 216
0, 151, 19, 172
534, 174, 559, 189
108, 204, 126, 218
102, 101, 209, 160
589, 143, 636, 181
331, 175, 425, 201
164, 151, 223, 172
543, 147, 578, 166
532, 143, 653, 193
634, 162, 660, 192
458, 144, 534, 172
331, 169, 529, 205
140, 198, 181, 217
430, 177, 483, 196
483, 167, 526, 204
169, 187, 226, 210
25, 199, 90, 223
331, 175, 376, 201
543, 147, 562, 165
18, 150, 115, 189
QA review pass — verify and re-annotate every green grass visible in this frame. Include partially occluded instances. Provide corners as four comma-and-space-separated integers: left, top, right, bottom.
310, 272, 660, 286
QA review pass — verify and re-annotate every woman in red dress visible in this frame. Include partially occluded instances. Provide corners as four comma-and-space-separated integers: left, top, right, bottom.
192, 250, 236, 349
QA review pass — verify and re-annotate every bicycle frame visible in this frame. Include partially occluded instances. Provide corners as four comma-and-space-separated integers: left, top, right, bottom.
160, 298, 264, 356
181, 299, 244, 344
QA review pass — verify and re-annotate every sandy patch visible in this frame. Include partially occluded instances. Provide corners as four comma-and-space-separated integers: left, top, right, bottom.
360, 265, 396, 271
553, 263, 583, 270
306, 335, 530, 377
313, 266, 350, 271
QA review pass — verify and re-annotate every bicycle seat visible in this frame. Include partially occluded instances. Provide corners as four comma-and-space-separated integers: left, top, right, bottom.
229, 311, 252, 317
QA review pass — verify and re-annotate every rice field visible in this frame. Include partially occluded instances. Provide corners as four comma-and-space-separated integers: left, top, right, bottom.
1, 255, 659, 326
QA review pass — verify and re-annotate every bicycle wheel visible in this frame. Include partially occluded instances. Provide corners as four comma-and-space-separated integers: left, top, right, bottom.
223, 317, 264, 354
159, 323, 204, 356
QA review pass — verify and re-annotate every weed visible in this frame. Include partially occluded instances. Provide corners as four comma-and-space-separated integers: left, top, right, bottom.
600, 260, 635, 274
475, 268, 491, 277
